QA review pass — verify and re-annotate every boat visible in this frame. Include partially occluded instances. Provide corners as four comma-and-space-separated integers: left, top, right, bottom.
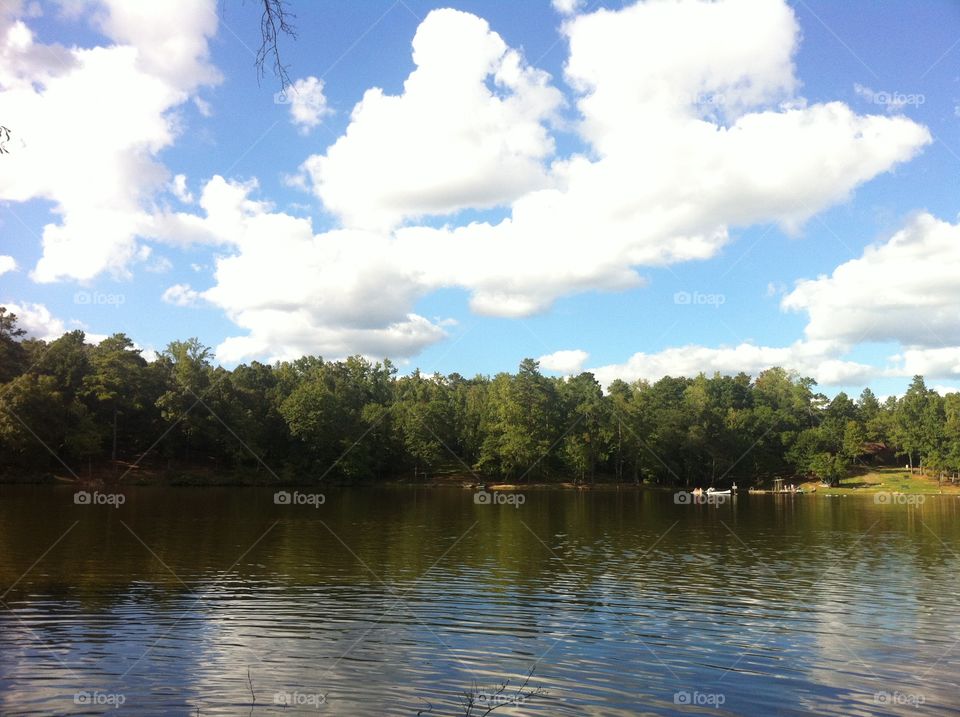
706, 483, 737, 496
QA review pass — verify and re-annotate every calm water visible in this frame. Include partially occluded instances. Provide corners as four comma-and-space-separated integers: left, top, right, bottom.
0, 485, 958, 716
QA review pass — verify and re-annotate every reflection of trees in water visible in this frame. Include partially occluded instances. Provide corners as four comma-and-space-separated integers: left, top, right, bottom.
2, 489, 960, 714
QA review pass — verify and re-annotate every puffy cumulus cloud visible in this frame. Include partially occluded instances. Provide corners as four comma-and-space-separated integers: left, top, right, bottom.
565, 0, 799, 142
589, 341, 874, 389
149, 176, 270, 248
157, 1, 930, 365
0, 0, 219, 283
88, 0, 219, 88
396, 218, 644, 317
152, 176, 448, 364
538, 349, 589, 374
299, 8, 562, 231
156, 175, 644, 362
215, 312, 446, 365
1, 301, 67, 341
888, 349, 960, 380
373, 0, 929, 318
0, 4, 75, 88
161, 283, 200, 307
283, 76, 331, 134
783, 214, 960, 347
0, 255, 17, 275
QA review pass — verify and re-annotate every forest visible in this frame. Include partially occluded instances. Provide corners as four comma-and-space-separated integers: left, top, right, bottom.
1, 307, 958, 486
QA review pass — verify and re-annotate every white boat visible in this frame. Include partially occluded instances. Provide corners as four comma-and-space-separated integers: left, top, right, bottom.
706, 484, 737, 496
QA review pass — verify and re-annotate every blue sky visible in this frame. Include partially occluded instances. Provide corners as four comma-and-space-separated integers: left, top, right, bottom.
1, 0, 959, 398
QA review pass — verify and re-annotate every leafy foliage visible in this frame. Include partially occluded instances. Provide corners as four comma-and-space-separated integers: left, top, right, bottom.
1, 311, 958, 485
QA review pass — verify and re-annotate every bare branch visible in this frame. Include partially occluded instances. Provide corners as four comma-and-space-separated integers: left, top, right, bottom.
246, 667, 256, 705
255, 0, 297, 91
420, 668, 545, 716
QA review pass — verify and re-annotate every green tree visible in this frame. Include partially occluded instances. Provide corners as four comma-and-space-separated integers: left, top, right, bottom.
155, 338, 214, 462
393, 370, 454, 476
895, 376, 937, 472
558, 372, 607, 483
0, 307, 27, 384
0, 374, 68, 467
82, 334, 147, 461
478, 359, 559, 481
808, 451, 848, 486
841, 420, 866, 465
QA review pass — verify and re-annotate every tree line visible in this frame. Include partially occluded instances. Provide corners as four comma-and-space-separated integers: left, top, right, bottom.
1, 307, 958, 486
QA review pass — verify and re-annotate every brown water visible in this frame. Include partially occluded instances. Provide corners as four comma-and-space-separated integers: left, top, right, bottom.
0, 485, 958, 716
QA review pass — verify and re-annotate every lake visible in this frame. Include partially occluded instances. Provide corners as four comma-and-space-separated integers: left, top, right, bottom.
1, 485, 958, 715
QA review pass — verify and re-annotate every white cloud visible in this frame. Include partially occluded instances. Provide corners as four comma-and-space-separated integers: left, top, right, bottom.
1, 301, 66, 340
89, 0, 219, 87
538, 349, 589, 374
283, 76, 331, 134
888, 348, 960, 380
104, 0, 931, 368
592, 211, 960, 387
155, 1, 930, 366
161, 283, 200, 306
373, 0, 929, 318
148, 176, 266, 248
589, 340, 874, 388
170, 174, 194, 204
0, 0, 220, 283
0, 301, 112, 344
0, 255, 17, 275
0, 4, 75, 89
783, 213, 960, 347
215, 313, 446, 365
153, 176, 448, 363
299, 8, 562, 231
193, 95, 212, 117
552, 0, 584, 16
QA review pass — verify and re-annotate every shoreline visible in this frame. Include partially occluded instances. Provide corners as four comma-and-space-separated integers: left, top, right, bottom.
2, 466, 958, 495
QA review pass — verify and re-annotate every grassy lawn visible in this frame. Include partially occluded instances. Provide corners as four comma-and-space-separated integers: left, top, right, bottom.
800, 467, 960, 495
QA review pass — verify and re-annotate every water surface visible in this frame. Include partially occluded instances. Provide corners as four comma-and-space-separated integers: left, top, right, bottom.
1, 485, 958, 715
